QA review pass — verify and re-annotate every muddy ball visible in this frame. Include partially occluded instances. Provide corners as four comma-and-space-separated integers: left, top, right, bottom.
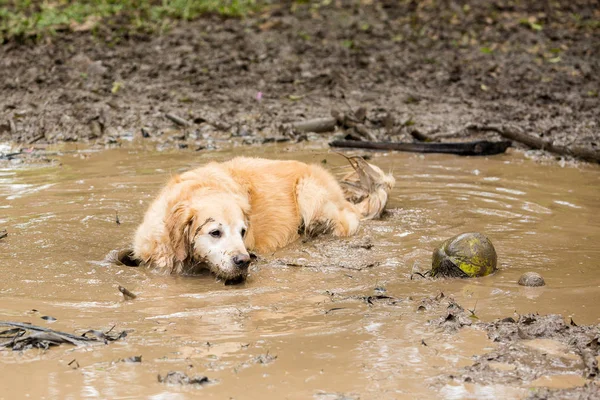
518, 272, 545, 287
431, 232, 497, 278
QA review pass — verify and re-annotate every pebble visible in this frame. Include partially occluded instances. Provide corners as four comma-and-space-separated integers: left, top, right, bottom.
518, 272, 546, 287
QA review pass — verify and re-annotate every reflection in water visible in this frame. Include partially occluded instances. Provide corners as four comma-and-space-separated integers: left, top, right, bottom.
5, 183, 55, 200
0, 146, 599, 398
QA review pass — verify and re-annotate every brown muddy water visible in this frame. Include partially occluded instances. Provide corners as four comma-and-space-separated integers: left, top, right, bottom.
1, 144, 599, 399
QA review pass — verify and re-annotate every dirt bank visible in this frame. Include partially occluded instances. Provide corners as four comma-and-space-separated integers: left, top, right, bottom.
1, 1, 598, 162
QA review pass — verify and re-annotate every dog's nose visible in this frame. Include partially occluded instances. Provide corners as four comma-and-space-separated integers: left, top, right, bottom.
232, 254, 251, 269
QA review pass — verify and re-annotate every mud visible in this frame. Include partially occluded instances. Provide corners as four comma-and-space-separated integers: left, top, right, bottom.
1, 1, 599, 163
2, 1, 600, 397
424, 294, 600, 397
1, 146, 599, 398
527, 384, 600, 400
158, 371, 212, 386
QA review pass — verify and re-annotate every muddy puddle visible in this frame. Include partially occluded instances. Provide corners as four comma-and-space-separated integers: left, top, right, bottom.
1, 144, 599, 399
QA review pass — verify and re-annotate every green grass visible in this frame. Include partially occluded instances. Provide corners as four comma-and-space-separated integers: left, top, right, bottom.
0, 0, 260, 42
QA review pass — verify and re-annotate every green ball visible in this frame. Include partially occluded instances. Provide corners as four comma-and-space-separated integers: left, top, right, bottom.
431, 232, 497, 278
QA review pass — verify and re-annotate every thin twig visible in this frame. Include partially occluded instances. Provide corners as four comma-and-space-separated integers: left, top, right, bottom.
165, 113, 191, 127
118, 286, 137, 300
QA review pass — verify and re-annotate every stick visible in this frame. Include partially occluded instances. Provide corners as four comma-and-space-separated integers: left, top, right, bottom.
0, 230, 6, 240
291, 117, 337, 133
0, 152, 22, 160
0, 322, 94, 345
118, 285, 137, 300
495, 125, 600, 163
13, 332, 84, 346
0, 321, 126, 350
330, 140, 511, 156
165, 113, 191, 127
467, 124, 600, 163
28, 133, 45, 144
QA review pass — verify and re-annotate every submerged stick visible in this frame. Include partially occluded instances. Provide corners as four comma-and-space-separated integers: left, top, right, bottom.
0, 230, 6, 240
118, 285, 137, 300
330, 140, 511, 156
0, 321, 126, 350
0, 322, 93, 347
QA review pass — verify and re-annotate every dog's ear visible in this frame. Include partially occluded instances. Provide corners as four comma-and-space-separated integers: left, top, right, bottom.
165, 202, 194, 262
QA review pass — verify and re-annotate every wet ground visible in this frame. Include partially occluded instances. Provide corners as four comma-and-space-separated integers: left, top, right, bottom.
1, 143, 599, 399
1, 1, 599, 162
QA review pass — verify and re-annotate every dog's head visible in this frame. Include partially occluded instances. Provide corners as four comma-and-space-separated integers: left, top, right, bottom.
166, 192, 252, 282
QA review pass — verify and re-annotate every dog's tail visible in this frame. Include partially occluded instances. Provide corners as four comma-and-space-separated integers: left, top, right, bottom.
339, 156, 395, 219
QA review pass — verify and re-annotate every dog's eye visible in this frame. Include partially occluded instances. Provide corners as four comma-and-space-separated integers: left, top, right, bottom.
209, 230, 222, 238
241, 228, 246, 238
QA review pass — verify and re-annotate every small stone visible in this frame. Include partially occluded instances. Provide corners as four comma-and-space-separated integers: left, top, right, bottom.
518, 272, 545, 287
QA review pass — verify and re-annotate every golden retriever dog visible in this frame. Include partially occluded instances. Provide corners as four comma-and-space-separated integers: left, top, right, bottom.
132, 157, 394, 282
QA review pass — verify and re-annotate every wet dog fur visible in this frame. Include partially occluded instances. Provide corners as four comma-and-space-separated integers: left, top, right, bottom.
133, 157, 393, 282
